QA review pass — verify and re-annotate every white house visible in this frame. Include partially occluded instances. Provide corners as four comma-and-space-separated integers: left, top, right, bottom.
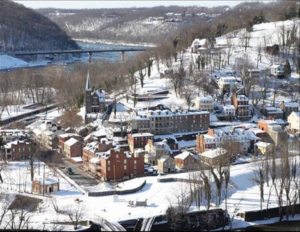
191, 39, 208, 53
223, 105, 236, 117
218, 77, 238, 93
195, 96, 214, 112
270, 64, 285, 78
288, 112, 300, 135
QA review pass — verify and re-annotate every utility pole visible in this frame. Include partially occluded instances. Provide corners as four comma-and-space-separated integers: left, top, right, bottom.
43, 164, 45, 195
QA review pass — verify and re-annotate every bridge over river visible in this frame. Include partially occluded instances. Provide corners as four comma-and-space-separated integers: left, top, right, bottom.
11, 48, 149, 62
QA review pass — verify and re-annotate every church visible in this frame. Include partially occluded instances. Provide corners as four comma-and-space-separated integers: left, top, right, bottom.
85, 72, 106, 113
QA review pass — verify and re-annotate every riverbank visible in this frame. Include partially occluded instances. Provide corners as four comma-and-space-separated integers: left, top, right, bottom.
73, 38, 157, 47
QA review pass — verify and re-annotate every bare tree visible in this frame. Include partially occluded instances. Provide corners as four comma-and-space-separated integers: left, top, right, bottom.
65, 202, 86, 230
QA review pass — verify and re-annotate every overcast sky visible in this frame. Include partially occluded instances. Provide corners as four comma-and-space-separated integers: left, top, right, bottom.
14, 1, 244, 9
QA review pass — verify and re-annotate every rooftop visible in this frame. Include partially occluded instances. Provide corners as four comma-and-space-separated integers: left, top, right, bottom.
175, 151, 199, 160
65, 138, 79, 147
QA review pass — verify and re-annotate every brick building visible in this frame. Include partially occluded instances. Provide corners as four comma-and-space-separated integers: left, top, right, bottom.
131, 109, 210, 135
58, 133, 82, 154
127, 133, 154, 152
63, 138, 82, 158
232, 93, 250, 118
4, 140, 33, 161
174, 151, 200, 170
84, 148, 144, 181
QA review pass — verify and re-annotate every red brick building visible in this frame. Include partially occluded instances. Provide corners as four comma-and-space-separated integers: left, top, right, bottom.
4, 140, 33, 161
232, 93, 250, 118
58, 134, 82, 154
84, 148, 144, 182
174, 151, 200, 170
128, 133, 154, 152
63, 138, 82, 158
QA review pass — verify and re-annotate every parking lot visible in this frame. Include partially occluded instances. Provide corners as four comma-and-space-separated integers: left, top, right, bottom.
60, 158, 100, 186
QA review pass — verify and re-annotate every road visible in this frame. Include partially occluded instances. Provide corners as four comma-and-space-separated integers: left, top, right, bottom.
60, 158, 100, 186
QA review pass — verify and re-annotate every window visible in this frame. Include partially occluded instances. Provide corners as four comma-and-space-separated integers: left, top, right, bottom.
108, 167, 110, 171
108, 161, 110, 165
134, 160, 137, 164
124, 165, 127, 170
124, 160, 127, 164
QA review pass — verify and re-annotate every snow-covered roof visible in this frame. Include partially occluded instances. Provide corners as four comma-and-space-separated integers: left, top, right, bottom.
130, 133, 153, 138
84, 141, 99, 153
65, 138, 79, 147
271, 64, 284, 68
249, 128, 265, 135
200, 148, 226, 159
90, 157, 100, 164
175, 151, 199, 161
255, 141, 272, 148
219, 77, 237, 83
210, 114, 218, 122
94, 90, 105, 101
159, 155, 173, 162
59, 133, 77, 139
224, 105, 235, 110
236, 95, 249, 101
265, 107, 283, 113
4, 140, 30, 149
284, 102, 299, 108
191, 38, 207, 46
34, 176, 59, 185
198, 96, 213, 102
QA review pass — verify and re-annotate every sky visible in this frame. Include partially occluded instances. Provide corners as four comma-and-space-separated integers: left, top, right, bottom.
14, 1, 245, 9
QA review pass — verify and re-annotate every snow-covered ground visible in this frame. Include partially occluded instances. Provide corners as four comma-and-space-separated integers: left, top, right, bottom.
0, 54, 51, 70
1, 157, 299, 230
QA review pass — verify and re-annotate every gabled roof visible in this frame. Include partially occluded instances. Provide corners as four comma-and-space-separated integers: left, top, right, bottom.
65, 138, 79, 147
175, 151, 199, 161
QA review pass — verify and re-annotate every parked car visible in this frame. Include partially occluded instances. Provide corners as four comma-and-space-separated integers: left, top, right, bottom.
65, 167, 74, 175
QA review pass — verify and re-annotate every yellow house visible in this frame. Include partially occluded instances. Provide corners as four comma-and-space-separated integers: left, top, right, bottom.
254, 141, 274, 156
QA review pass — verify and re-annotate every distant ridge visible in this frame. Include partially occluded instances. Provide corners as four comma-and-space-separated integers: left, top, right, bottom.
0, 0, 79, 52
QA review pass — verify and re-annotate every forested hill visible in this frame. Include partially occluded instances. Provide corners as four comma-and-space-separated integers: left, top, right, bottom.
36, 6, 229, 44
0, 0, 79, 52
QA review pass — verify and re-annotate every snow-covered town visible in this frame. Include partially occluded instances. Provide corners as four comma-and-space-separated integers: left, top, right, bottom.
0, 1, 300, 231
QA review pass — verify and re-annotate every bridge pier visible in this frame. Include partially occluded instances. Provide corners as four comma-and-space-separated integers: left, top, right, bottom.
55, 53, 60, 61
120, 51, 125, 62
88, 52, 92, 63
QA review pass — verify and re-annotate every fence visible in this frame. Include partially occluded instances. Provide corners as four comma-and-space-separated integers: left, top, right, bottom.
157, 177, 203, 185
88, 180, 146, 197
238, 204, 300, 222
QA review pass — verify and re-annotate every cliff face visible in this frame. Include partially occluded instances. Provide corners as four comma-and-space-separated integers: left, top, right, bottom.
0, 0, 79, 52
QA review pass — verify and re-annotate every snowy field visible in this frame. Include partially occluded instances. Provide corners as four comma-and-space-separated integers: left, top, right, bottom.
1, 157, 299, 230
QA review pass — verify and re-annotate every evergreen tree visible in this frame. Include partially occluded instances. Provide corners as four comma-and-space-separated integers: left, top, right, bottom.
114, 103, 117, 118
284, 59, 291, 80
258, 11, 265, 23
216, 23, 227, 37
246, 21, 253, 32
